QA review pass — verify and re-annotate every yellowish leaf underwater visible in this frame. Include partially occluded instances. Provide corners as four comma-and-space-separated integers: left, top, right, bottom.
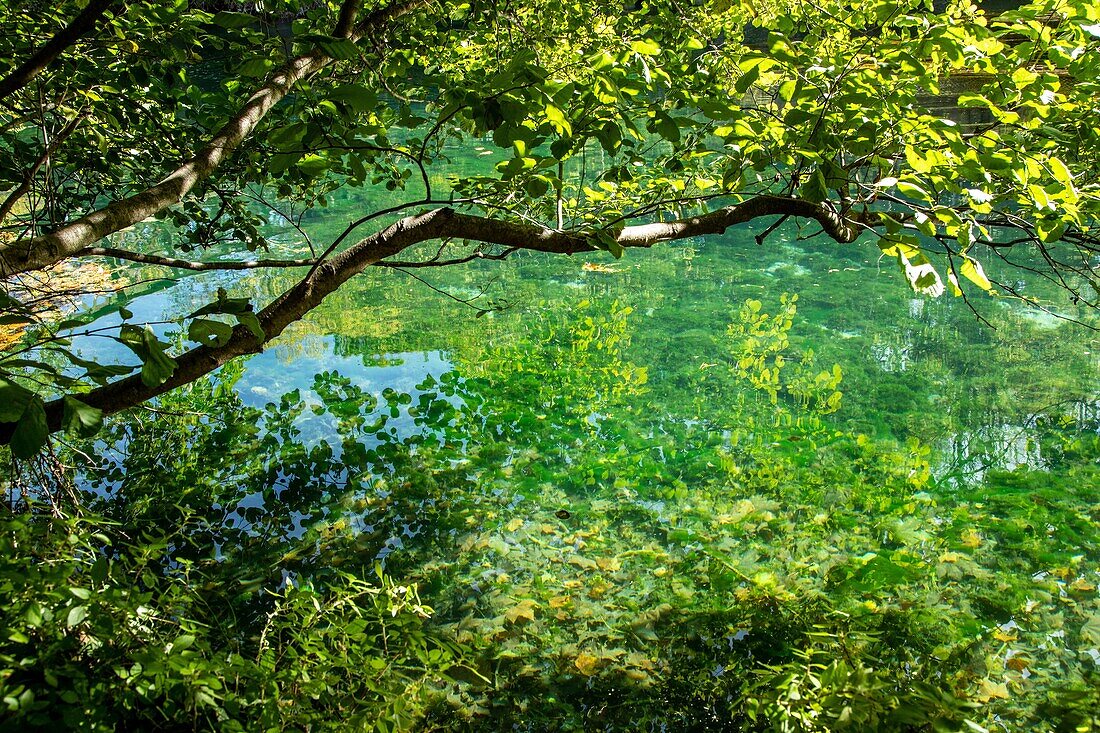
504, 600, 538, 624
574, 652, 600, 675
975, 679, 1010, 702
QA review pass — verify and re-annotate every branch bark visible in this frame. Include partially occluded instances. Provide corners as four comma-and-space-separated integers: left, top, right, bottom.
0, 0, 428, 278
0, 0, 118, 102
0, 194, 866, 446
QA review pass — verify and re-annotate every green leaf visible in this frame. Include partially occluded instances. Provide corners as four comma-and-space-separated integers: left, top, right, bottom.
10, 396, 48, 459
330, 84, 377, 113
188, 318, 234, 347
777, 79, 798, 102
297, 154, 331, 178
212, 11, 256, 29
550, 137, 572, 159
1028, 184, 1054, 211
524, 176, 550, 197
735, 64, 760, 94
1037, 218, 1066, 243
959, 258, 992, 291
236, 313, 265, 341
51, 351, 133, 384
0, 377, 34, 422
139, 326, 177, 388
914, 212, 936, 237
630, 38, 661, 55
173, 634, 196, 651
651, 112, 680, 143
897, 180, 931, 202
66, 605, 88, 628
596, 122, 622, 154
62, 397, 103, 437
588, 230, 624, 258
189, 288, 252, 319
236, 58, 274, 78
544, 104, 572, 136
799, 168, 828, 203
307, 36, 360, 61
588, 50, 614, 70
189, 289, 263, 338
90, 557, 109, 585
1048, 157, 1074, 188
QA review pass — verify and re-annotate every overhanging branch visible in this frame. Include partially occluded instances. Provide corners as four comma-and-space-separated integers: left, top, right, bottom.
0, 194, 866, 446
0, 0, 118, 102
0, 0, 428, 278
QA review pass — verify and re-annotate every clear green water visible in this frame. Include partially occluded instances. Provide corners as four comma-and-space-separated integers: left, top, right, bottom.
49, 141, 1100, 728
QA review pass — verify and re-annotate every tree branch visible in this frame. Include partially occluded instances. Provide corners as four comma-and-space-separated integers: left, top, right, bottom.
0, 0, 429, 277
0, 194, 871, 446
0, 112, 87, 224
379, 246, 521, 268
0, 0, 118, 102
77, 247, 315, 271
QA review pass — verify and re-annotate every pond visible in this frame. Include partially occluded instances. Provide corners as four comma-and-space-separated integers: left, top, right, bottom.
8, 135, 1100, 730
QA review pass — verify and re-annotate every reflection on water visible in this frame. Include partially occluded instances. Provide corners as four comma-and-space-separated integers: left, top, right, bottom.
25, 101, 1099, 729
870, 336, 912, 373
60, 238, 1100, 728
940, 423, 1046, 483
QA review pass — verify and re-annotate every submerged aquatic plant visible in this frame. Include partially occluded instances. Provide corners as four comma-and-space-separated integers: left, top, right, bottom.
2, 294, 1098, 730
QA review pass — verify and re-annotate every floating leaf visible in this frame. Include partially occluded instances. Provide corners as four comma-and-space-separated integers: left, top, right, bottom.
961, 529, 982, 549
1080, 614, 1100, 646
567, 555, 598, 570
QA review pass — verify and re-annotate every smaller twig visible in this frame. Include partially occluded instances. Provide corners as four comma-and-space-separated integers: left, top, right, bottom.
378, 246, 519, 269
78, 247, 314, 271
755, 214, 790, 245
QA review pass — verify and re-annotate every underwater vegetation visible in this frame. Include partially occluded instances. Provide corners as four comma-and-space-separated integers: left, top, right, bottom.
2, 293, 1098, 731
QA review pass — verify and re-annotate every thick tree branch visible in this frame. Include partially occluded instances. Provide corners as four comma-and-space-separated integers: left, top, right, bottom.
0, 194, 869, 446
335, 0, 363, 38
0, 0, 428, 277
440, 194, 866, 254
0, 0, 118, 102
